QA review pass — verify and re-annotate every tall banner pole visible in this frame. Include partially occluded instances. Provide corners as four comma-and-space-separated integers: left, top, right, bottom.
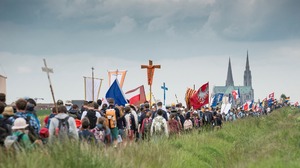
92, 67, 95, 102
97, 79, 103, 100
84, 77, 87, 101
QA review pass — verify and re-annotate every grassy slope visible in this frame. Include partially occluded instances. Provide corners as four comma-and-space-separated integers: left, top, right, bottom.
1, 107, 300, 168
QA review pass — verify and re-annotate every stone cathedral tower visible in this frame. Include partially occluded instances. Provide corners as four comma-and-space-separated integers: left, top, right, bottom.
213, 51, 254, 105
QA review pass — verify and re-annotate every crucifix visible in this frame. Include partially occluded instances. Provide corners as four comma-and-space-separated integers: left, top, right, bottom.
42, 59, 58, 112
161, 82, 168, 105
141, 60, 161, 105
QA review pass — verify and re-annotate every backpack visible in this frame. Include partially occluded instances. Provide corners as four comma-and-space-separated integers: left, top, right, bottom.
4, 133, 25, 151
183, 119, 193, 130
86, 110, 97, 129
105, 109, 117, 129
125, 113, 134, 130
0, 119, 11, 146
168, 119, 179, 134
92, 128, 105, 143
13, 115, 39, 143
153, 117, 165, 134
203, 112, 212, 125
56, 116, 70, 139
79, 130, 95, 144
143, 118, 152, 133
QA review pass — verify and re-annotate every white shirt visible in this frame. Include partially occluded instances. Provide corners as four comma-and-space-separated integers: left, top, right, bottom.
81, 110, 102, 120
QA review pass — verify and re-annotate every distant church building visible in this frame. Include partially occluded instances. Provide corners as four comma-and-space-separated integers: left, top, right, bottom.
213, 52, 254, 105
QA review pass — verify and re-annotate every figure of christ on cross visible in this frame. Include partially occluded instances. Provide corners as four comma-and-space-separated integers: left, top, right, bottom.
141, 60, 161, 105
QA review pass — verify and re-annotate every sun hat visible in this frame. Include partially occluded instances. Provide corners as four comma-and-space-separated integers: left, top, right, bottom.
2, 106, 14, 116
12, 118, 28, 130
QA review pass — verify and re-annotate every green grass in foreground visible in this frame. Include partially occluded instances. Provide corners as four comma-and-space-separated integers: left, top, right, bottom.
1, 107, 300, 168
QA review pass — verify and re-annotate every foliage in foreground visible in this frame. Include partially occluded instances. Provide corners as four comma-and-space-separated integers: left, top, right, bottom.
1, 107, 300, 168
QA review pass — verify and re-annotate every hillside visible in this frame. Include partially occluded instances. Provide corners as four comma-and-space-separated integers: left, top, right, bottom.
1, 107, 300, 168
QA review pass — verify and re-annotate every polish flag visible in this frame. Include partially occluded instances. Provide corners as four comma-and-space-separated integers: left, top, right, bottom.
232, 89, 240, 100
125, 85, 146, 106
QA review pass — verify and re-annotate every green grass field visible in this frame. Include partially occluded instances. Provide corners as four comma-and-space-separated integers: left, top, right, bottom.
1, 107, 300, 168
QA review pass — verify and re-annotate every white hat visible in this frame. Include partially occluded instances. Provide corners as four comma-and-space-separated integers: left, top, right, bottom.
12, 118, 28, 130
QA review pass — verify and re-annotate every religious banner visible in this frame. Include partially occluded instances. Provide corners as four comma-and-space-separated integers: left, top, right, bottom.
108, 70, 127, 88
84, 77, 103, 102
185, 88, 196, 109
0, 74, 7, 94
125, 85, 146, 106
190, 82, 209, 109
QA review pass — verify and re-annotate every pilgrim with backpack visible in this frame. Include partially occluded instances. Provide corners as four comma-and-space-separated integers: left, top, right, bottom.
48, 105, 78, 143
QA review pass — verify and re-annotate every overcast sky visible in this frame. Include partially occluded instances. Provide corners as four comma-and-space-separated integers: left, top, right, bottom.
0, 0, 300, 105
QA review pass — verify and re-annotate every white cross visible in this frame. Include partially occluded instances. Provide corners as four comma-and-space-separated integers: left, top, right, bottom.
42, 59, 57, 111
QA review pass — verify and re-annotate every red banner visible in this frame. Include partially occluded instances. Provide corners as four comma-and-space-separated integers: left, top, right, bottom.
190, 82, 209, 109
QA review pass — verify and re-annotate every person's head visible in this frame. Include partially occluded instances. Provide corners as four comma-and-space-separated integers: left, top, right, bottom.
169, 113, 175, 120
94, 102, 99, 110
26, 98, 36, 107
157, 109, 163, 116
26, 98, 36, 112
157, 102, 163, 107
81, 117, 90, 129
2, 106, 14, 116
16, 98, 27, 111
96, 117, 107, 129
52, 106, 58, 114
57, 99, 64, 106
72, 104, 79, 110
97, 99, 102, 106
124, 106, 131, 113
102, 103, 108, 110
144, 103, 150, 109
146, 111, 152, 118
107, 98, 115, 106
0, 102, 5, 114
58, 105, 67, 113
0, 93, 6, 103
87, 101, 96, 110
12, 118, 28, 130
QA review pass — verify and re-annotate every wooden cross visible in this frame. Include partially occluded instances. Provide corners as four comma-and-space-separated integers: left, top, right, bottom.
42, 59, 58, 112
141, 60, 161, 105
161, 82, 168, 105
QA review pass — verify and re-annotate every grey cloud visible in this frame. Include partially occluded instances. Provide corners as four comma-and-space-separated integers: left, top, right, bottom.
207, 0, 300, 41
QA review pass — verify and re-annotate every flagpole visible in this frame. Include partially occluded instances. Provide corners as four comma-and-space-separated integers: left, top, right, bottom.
175, 94, 179, 104
92, 67, 95, 102
84, 77, 87, 101
96, 78, 103, 101
150, 85, 152, 105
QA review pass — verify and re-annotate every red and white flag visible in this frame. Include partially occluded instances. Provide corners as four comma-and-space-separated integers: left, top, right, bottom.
232, 89, 240, 100
190, 82, 209, 109
125, 85, 146, 106
269, 92, 275, 100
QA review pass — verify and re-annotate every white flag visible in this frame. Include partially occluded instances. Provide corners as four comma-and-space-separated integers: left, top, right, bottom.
84, 77, 103, 101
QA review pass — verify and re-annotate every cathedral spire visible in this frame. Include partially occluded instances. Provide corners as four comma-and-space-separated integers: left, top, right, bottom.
244, 51, 252, 87
226, 58, 234, 87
